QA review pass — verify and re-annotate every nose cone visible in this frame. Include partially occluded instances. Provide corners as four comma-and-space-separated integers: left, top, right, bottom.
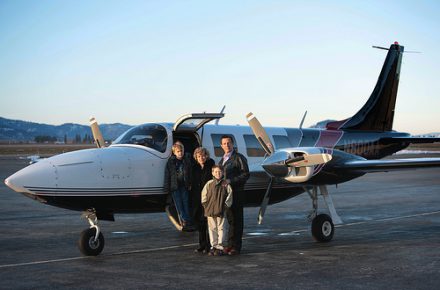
262, 151, 290, 177
4, 159, 56, 194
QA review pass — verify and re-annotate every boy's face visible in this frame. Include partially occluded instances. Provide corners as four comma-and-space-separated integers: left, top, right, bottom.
212, 168, 223, 180
174, 148, 184, 160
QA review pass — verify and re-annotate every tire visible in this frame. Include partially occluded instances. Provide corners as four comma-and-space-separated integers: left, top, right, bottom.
78, 228, 105, 256
311, 214, 334, 242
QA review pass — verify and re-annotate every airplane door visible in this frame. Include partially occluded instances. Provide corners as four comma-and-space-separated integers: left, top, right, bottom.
172, 113, 224, 133
167, 112, 224, 231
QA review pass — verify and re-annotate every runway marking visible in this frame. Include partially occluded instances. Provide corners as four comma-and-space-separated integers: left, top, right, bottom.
0, 256, 90, 269
1, 210, 439, 269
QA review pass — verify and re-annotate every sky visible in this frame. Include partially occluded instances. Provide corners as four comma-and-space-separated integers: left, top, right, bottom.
0, 0, 439, 134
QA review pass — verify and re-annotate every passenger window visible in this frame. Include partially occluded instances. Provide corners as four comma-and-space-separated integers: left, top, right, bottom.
211, 134, 237, 157
243, 135, 266, 157
273, 135, 292, 150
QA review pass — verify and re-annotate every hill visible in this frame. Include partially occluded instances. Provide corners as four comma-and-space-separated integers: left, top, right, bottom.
0, 117, 132, 142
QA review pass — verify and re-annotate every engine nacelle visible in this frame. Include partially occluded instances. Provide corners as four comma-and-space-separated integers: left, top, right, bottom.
262, 147, 331, 183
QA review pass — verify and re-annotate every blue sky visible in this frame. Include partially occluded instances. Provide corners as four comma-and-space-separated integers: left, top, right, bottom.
1, 0, 439, 134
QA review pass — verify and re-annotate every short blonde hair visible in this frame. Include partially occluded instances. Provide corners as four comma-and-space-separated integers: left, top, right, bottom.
172, 142, 184, 153
193, 147, 210, 160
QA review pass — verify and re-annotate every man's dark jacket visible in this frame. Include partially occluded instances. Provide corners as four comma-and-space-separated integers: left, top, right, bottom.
219, 150, 250, 198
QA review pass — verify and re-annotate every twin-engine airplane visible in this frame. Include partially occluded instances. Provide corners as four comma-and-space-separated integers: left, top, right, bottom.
5, 42, 440, 256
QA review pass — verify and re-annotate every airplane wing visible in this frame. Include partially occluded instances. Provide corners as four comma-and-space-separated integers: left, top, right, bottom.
378, 137, 440, 144
336, 157, 440, 173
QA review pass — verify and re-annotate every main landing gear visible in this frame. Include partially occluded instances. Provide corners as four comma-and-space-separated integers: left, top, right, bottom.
304, 185, 342, 242
78, 210, 105, 256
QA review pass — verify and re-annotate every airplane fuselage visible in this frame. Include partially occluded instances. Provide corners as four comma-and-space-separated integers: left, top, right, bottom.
5, 122, 411, 219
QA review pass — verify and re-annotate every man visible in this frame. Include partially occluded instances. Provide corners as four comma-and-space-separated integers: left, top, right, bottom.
219, 135, 249, 255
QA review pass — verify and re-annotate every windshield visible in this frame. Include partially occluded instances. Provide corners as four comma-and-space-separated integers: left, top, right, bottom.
113, 124, 168, 153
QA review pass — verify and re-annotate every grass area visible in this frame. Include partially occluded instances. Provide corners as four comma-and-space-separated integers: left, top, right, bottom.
0, 144, 95, 157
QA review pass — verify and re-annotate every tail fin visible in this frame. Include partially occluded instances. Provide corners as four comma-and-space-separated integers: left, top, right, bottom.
327, 42, 404, 131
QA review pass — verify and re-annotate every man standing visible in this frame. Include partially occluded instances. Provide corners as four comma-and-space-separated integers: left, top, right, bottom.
219, 135, 249, 255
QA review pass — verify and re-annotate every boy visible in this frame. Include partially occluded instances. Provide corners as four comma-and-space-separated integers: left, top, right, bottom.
201, 165, 233, 256
164, 142, 192, 229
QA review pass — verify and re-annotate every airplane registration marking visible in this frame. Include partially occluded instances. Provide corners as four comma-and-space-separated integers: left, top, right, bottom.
1, 210, 439, 269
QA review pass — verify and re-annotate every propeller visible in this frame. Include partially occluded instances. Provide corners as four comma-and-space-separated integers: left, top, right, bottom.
246, 112, 332, 224
246, 112, 274, 155
246, 112, 274, 224
284, 153, 332, 167
89, 117, 105, 148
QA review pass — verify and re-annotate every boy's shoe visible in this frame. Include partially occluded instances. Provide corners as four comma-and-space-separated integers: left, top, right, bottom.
194, 247, 204, 253
208, 249, 215, 256
223, 247, 232, 254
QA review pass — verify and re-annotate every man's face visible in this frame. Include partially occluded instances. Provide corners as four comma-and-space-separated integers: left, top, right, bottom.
212, 167, 223, 180
221, 137, 233, 154
174, 148, 184, 159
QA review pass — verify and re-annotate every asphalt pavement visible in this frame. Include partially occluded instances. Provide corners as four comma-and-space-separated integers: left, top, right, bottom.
0, 155, 439, 289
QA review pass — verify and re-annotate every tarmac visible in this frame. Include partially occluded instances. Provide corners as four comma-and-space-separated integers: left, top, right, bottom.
0, 155, 439, 289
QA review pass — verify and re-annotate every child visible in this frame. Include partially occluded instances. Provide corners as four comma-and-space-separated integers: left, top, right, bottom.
164, 142, 192, 229
201, 165, 232, 256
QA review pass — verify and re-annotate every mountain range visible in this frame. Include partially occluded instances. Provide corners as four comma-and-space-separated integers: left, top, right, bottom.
1, 116, 439, 142
0, 117, 132, 142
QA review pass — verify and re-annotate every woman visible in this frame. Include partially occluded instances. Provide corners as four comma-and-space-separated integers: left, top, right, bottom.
191, 147, 215, 253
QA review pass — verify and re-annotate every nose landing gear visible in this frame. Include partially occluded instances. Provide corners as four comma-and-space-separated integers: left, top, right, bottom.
78, 210, 105, 256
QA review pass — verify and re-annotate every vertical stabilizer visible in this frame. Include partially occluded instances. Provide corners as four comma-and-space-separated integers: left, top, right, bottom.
327, 42, 404, 131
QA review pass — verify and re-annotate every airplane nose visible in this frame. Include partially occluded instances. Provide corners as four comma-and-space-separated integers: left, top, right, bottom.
4, 159, 57, 194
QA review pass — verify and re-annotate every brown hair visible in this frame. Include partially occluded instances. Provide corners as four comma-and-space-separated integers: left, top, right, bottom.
212, 164, 223, 171
220, 135, 234, 144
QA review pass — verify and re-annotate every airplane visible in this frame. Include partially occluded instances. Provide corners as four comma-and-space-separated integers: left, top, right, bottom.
4, 42, 440, 256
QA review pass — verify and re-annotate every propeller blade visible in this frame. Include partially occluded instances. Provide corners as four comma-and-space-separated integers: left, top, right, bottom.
89, 117, 105, 148
285, 153, 332, 167
246, 112, 275, 155
258, 177, 273, 225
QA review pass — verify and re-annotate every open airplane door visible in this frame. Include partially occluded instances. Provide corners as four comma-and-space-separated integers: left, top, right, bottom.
166, 112, 225, 231
172, 113, 225, 132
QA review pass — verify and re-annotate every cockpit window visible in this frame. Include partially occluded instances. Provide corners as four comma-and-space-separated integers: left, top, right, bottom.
113, 124, 168, 153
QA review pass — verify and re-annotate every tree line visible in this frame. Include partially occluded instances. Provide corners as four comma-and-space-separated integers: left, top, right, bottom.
34, 134, 94, 144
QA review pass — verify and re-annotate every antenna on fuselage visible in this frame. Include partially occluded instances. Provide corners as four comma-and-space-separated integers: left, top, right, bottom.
215, 105, 226, 125
373, 42, 420, 53
299, 110, 307, 129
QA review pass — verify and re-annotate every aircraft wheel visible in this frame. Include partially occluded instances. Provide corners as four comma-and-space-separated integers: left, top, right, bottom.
78, 228, 104, 256
311, 214, 334, 242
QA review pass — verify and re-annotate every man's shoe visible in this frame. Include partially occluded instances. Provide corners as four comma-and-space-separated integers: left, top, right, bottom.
194, 247, 204, 253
